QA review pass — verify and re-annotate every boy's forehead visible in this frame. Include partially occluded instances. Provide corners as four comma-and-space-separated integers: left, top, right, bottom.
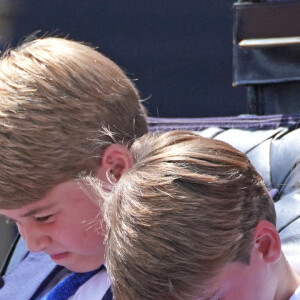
0, 199, 57, 220
0, 180, 83, 218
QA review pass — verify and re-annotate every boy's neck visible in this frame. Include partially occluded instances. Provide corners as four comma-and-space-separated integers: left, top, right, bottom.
275, 254, 300, 300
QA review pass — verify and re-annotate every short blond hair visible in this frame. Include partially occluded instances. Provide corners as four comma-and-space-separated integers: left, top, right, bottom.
0, 37, 147, 209
104, 130, 275, 300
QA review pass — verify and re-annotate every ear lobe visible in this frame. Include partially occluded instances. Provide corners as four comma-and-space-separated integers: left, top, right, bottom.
253, 221, 281, 264
99, 144, 133, 181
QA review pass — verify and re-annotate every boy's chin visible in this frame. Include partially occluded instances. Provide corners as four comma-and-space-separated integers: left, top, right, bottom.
52, 255, 104, 272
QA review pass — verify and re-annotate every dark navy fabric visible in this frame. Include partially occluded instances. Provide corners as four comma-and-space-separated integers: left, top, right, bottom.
148, 114, 300, 132
103, 287, 113, 300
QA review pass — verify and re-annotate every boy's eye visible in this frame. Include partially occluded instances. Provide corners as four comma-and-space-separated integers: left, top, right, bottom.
35, 214, 54, 223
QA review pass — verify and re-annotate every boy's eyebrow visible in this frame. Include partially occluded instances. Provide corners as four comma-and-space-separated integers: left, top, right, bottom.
21, 203, 57, 217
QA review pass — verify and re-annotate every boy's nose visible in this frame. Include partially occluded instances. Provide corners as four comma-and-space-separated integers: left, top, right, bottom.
17, 223, 51, 253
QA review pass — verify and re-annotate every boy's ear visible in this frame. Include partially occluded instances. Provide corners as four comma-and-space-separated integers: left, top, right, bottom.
96, 144, 133, 181
253, 221, 281, 264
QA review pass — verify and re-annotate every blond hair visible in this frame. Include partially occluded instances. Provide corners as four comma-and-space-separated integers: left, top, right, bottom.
103, 130, 275, 300
0, 37, 147, 209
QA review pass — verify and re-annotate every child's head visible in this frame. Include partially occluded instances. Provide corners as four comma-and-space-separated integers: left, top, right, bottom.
0, 36, 147, 209
103, 130, 282, 300
0, 36, 147, 272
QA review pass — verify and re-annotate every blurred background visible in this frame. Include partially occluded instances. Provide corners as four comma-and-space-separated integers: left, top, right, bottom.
0, 0, 246, 117
0, 0, 246, 265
